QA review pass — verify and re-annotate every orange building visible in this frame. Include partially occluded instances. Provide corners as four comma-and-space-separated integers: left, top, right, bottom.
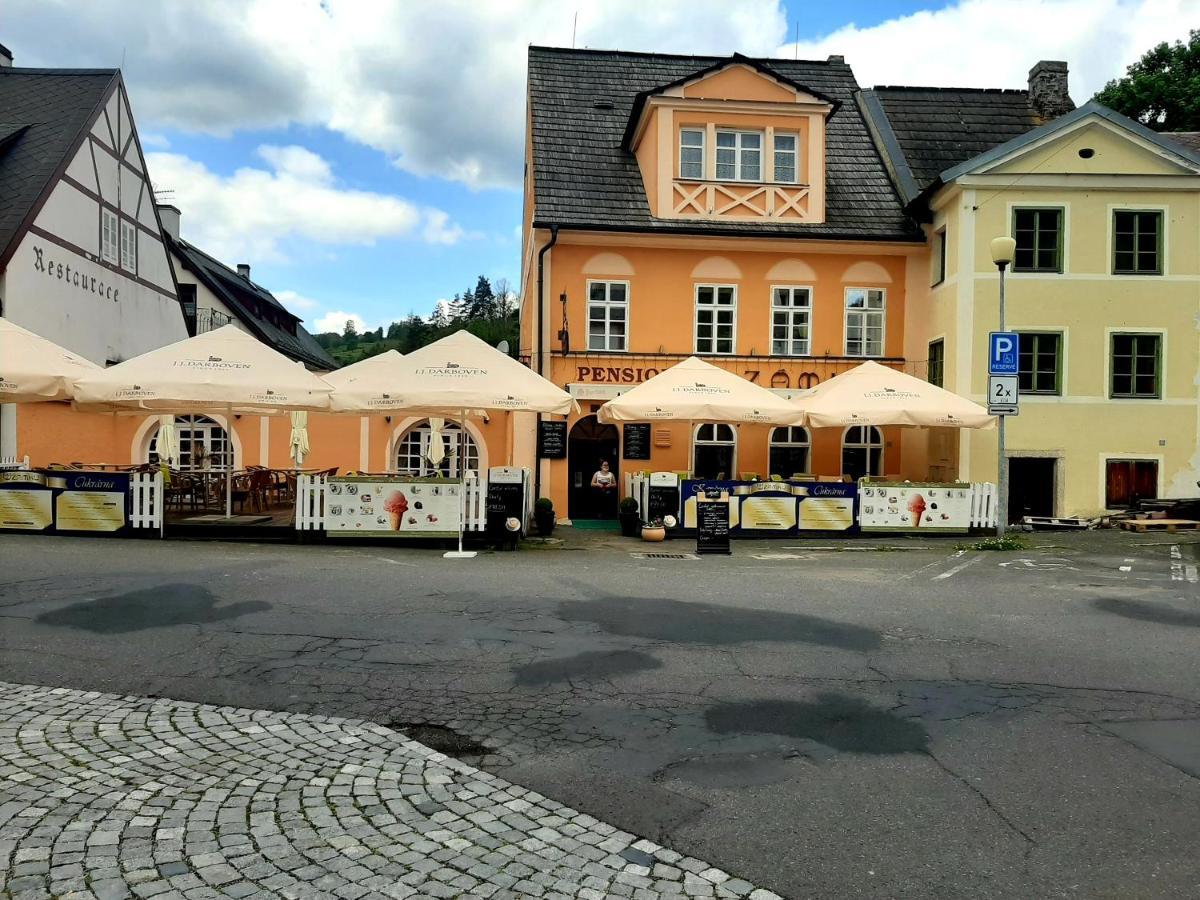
518, 48, 927, 521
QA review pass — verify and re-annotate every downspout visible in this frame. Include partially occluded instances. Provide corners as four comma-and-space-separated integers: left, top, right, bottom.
534, 225, 558, 503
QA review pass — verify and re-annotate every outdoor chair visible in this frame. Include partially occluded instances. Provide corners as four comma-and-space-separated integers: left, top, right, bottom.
769, 474, 783, 482
740, 473, 758, 482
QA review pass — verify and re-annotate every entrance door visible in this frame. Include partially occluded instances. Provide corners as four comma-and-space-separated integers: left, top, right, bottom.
1008, 457, 1056, 522
568, 416, 619, 520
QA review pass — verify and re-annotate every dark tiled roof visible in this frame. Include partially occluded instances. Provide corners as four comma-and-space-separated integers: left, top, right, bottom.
0, 67, 117, 266
527, 46, 920, 242
1166, 131, 1200, 153
168, 234, 337, 371
863, 86, 1042, 199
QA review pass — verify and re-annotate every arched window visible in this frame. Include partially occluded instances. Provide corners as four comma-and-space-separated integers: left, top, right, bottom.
693, 423, 736, 480
841, 425, 883, 480
769, 426, 811, 478
395, 420, 479, 477
148, 415, 230, 470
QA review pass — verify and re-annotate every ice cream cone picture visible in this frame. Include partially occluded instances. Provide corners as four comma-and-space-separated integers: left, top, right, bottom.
907, 493, 926, 527
384, 490, 408, 530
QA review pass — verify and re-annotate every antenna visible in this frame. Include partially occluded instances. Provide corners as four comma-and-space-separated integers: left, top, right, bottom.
794, 21, 799, 60
572, 10, 578, 48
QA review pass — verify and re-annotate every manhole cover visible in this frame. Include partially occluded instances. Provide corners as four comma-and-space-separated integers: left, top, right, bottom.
631, 552, 699, 560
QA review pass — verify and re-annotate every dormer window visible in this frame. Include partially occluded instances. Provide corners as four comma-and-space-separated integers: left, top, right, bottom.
716, 130, 760, 181
680, 129, 704, 179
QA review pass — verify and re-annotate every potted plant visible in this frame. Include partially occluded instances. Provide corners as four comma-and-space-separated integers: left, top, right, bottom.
533, 497, 556, 536
641, 517, 666, 542
618, 496, 641, 537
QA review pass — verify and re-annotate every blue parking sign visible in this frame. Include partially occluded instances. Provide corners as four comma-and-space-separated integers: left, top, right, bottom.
989, 332, 1019, 375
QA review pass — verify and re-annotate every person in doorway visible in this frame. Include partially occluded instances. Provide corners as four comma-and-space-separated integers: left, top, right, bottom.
591, 460, 617, 518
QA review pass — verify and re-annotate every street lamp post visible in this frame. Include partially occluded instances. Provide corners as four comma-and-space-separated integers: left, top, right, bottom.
990, 236, 1016, 538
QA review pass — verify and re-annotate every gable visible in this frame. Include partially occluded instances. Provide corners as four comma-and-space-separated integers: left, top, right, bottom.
989, 120, 1198, 177
678, 64, 804, 104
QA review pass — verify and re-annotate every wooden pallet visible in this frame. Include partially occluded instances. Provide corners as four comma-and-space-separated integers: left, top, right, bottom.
1119, 518, 1200, 533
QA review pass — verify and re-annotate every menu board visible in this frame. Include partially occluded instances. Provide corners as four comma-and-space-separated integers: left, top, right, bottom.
486, 467, 525, 525
858, 482, 972, 533
537, 421, 567, 459
681, 479, 857, 534
325, 476, 461, 538
696, 492, 731, 555
622, 424, 652, 460
0, 472, 52, 531
0, 470, 129, 533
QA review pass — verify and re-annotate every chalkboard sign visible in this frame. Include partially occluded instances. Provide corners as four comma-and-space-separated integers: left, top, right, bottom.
538, 420, 567, 459
623, 423, 651, 460
696, 491, 731, 555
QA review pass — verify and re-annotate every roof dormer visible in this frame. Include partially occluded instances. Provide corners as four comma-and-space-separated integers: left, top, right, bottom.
624, 54, 835, 224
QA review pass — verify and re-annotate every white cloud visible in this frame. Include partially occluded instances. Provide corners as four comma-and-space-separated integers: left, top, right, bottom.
274, 289, 320, 313
139, 132, 170, 149
146, 144, 464, 262
314, 310, 371, 334
777, 0, 1199, 98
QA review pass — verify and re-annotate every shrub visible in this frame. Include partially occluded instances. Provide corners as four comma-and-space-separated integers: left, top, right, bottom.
534, 497, 554, 512
619, 496, 639, 514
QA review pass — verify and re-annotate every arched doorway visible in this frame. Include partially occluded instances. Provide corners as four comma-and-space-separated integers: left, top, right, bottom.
393, 420, 480, 478
568, 415, 619, 520
147, 415, 232, 471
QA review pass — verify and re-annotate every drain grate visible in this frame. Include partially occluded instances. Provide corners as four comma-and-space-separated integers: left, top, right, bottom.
632, 552, 699, 560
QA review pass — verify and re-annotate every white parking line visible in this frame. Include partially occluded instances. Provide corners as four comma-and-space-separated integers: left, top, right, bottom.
1119, 557, 1134, 573
1170, 545, 1184, 582
933, 553, 983, 580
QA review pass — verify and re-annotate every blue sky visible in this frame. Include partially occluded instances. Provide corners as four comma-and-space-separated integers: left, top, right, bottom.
6, 0, 1193, 333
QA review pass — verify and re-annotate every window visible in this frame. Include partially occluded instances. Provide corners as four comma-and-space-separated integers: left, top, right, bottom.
1013, 208, 1063, 272
148, 415, 229, 471
841, 425, 883, 481
179, 284, 198, 335
773, 133, 797, 183
120, 220, 137, 272
927, 339, 944, 388
769, 426, 810, 478
1113, 210, 1162, 275
695, 285, 736, 354
693, 424, 736, 480
844, 288, 885, 357
716, 130, 761, 181
1017, 332, 1061, 395
932, 228, 947, 285
101, 208, 119, 264
679, 129, 704, 180
1110, 333, 1161, 399
587, 281, 628, 351
395, 421, 479, 478
1105, 459, 1158, 508
770, 286, 811, 356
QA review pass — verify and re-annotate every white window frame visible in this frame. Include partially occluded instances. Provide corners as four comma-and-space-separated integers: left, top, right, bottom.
395, 421, 479, 478
694, 284, 737, 355
841, 425, 884, 478
149, 415, 230, 472
715, 129, 762, 182
120, 219, 137, 272
772, 132, 799, 184
769, 426, 811, 478
101, 208, 119, 264
844, 287, 886, 357
692, 423, 737, 477
586, 279, 630, 352
679, 128, 705, 180
769, 285, 812, 356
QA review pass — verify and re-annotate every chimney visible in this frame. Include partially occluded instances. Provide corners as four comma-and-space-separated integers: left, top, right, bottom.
826, 54, 845, 64
1028, 60, 1074, 120
237, 263, 251, 280
156, 203, 180, 241
0, 43, 12, 67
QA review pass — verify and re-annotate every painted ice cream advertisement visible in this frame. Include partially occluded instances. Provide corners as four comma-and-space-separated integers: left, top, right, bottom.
859, 484, 972, 533
325, 478, 460, 537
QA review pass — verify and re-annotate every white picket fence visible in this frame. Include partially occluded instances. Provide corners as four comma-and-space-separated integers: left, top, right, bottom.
130, 470, 164, 532
296, 473, 489, 532
0, 454, 29, 471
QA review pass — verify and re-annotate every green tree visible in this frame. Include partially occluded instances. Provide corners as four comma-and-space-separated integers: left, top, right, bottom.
1095, 30, 1200, 131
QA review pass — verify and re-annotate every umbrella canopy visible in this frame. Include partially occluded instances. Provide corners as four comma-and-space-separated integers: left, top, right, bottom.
0, 316, 101, 403
597, 356, 802, 425
289, 411, 310, 465
320, 349, 403, 388
329, 329, 573, 415
791, 360, 995, 429
73, 325, 333, 414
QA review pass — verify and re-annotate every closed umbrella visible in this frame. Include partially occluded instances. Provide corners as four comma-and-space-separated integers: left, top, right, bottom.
157, 415, 179, 467
289, 411, 310, 466
425, 417, 447, 469
0, 316, 100, 403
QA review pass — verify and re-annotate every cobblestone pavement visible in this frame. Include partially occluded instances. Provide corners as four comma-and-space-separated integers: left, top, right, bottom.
0, 682, 780, 900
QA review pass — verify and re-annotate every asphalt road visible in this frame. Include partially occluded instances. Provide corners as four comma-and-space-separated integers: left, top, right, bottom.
1, 530, 1199, 899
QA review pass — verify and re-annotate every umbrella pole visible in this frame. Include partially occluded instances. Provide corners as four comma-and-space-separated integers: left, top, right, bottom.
225, 406, 233, 519
444, 407, 476, 559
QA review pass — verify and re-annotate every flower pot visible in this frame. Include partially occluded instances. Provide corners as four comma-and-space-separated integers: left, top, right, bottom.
641, 525, 666, 542
618, 512, 641, 538
533, 510, 556, 536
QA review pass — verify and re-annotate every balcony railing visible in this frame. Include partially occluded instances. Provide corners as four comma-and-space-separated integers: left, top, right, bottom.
187, 307, 236, 336
672, 180, 812, 222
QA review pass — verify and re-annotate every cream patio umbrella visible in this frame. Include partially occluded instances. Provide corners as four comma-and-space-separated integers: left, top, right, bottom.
789, 360, 995, 429
327, 329, 574, 557
289, 411, 310, 466
321, 349, 403, 388
73, 325, 333, 517
597, 356, 802, 482
0, 316, 101, 403
156, 415, 180, 467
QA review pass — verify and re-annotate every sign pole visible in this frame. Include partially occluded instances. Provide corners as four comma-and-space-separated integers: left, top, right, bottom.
997, 270, 1007, 538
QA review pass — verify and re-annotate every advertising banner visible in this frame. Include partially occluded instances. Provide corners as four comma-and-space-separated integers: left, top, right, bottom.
858, 482, 972, 533
681, 480, 858, 534
325, 476, 461, 538
0, 470, 129, 533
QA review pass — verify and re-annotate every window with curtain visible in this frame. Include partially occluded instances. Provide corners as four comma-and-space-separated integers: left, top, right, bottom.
773, 133, 797, 183
679, 129, 704, 179
770, 286, 811, 356
844, 288, 885, 357
716, 130, 761, 181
